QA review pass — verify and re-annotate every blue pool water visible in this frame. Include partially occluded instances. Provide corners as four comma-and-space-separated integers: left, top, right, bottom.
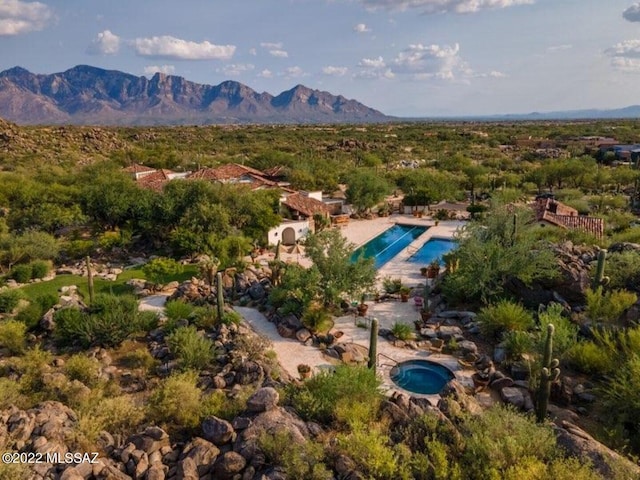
390, 360, 455, 395
351, 224, 427, 269
406, 238, 457, 266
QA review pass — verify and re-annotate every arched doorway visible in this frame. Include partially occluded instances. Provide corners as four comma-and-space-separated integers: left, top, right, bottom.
282, 227, 296, 245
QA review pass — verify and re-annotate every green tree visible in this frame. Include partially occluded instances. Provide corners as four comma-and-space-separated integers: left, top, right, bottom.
304, 230, 376, 307
143, 257, 183, 286
346, 170, 391, 214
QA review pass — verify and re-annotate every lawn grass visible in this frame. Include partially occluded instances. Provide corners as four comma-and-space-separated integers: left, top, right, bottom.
18, 265, 199, 302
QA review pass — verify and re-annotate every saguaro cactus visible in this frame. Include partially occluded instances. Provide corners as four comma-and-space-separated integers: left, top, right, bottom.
591, 249, 610, 289
536, 323, 560, 423
216, 272, 225, 322
511, 213, 518, 247
422, 282, 430, 313
85, 256, 95, 304
368, 317, 379, 373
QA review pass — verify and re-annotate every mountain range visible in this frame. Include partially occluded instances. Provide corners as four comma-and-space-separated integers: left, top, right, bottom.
0, 65, 390, 125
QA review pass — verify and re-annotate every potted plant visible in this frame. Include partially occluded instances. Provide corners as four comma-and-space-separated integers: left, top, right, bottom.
297, 364, 311, 379
399, 286, 411, 302
427, 260, 440, 279
374, 290, 381, 303
357, 293, 369, 317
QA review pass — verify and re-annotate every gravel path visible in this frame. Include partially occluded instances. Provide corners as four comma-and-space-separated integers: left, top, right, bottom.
234, 307, 332, 378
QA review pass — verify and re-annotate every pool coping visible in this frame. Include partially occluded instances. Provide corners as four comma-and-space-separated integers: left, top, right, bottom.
352, 223, 430, 270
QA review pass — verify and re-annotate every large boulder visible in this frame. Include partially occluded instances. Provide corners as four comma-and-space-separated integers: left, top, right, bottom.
202, 416, 235, 445
212, 451, 247, 479
246, 387, 279, 413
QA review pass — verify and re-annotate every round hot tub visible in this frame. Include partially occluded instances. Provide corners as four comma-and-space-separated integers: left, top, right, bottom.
390, 360, 455, 395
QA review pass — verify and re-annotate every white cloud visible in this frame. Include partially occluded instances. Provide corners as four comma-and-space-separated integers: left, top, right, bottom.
353, 23, 371, 33
356, 57, 395, 79
269, 49, 289, 58
623, 3, 640, 22
359, 56, 387, 68
354, 0, 533, 14
219, 63, 255, 76
547, 44, 572, 52
284, 66, 305, 78
606, 40, 640, 72
393, 43, 468, 79
322, 66, 349, 76
0, 0, 52, 36
87, 29, 120, 55
248, 48, 257, 55
260, 41, 283, 49
132, 35, 235, 60
143, 65, 175, 75
258, 69, 273, 78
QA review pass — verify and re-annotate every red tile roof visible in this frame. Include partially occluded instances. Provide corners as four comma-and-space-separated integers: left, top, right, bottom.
187, 163, 267, 182
136, 169, 173, 191
282, 192, 330, 217
533, 198, 604, 238
123, 163, 156, 174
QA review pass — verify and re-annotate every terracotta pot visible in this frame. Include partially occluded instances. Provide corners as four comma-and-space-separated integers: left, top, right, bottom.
400, 293, 409, 302
299, 370, 311, 379
357, 303, 369, 317
420, 310, 432, 321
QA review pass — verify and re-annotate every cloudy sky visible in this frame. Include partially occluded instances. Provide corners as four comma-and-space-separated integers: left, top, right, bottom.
1, 0, 640, 116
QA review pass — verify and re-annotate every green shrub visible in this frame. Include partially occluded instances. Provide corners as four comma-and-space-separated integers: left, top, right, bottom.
288, 365, 382, 424
502, 330, 534, 362
62, 239, 95, 260
64, 354, 101, 387
585, 287, 637, 323
15, 346, 53, 395
0, 289, 23, 313
220, 309, 242, 326
391, 322, 414, 341
0, 378, 26, 409
120, 348, 157, 372
167, 326, 214, 371
565, 341, 616, 375
259, 430, 332, 480
10, 264, 32, 283
301, 304, 333, 334
16, 294, 57, 331
29, 260, 51, 279
478, 300, 534, 340
382, 277, 402, 295
0, 320, 27, 354
55, 294, 158, 348
142, 257, 183, 286
461, 405, 557, 478
147, 370, 203, 428
607, 251, 640, 291
537, 303, 578, 358
164, 300, 195, 324
201, 387, 254, 421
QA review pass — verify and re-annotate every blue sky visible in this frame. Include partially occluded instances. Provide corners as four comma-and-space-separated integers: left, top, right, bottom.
1, 0, 640, 116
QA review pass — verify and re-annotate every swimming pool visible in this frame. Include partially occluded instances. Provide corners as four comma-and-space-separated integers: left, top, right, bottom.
406, 238, 456, 266
390, 360, 455, 395
351, 224, 427, 269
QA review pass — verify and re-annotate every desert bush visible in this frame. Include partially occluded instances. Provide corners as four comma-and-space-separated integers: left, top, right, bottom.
391, 322, 414, 341
503, 456, 601, 480
502, 330, 534, 362
64, 354, 101, 387
335, 425, 412, 480
0, 289, 23, 313
29, 260, 51, 279
164, 300, 195, 324
0, 320, 27, 355
142, 257, 183, 286
201, 387, 255, 421
565, 341, 616, 375
148, 370, 203, 428
0, 378, 26, 409
607, 251, 640, 291
478, 300, 534, 340
10, 264, 32, 283
460, 405, 556, 478
536, 303, 578, 358
301, 304, 333, 334
15, 346, 53, 395
167, 326, 215, 371
55, 294, 158, 348
382, 277, 402, 295
220, 309, 242, 326
16, 293, 57, 331
233, 333, 272, 362
120, 348, 157, 372
288, 365, 382, 424
259, 430, 332, 480
585, 287, 637, 323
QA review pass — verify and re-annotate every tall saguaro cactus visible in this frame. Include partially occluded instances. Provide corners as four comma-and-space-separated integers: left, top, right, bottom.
216, 272, 225, 322
368, 318, 379, 374
85, 256, 95, 305
591, 249, 610, 290
511, 213, 518, 247
536, 323, 560, 423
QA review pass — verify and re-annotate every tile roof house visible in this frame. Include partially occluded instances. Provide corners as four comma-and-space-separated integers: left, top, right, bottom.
281, 192, 330, 219
123, 163, 157, 180
136, 169, 178, 191
533, 198, 604, 238
186, 163, 280, 189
